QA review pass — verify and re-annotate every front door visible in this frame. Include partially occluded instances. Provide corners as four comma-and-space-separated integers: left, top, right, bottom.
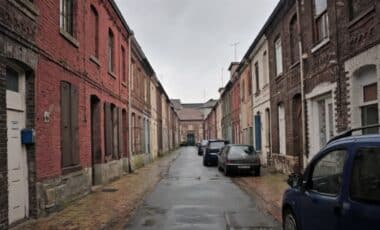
6, 66, 29, 224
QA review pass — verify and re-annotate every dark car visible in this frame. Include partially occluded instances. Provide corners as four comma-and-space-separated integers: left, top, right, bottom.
203, 139, 227, 166
282, 128, 380, 230
198, 140, 208, 156
218, 144, 261, 176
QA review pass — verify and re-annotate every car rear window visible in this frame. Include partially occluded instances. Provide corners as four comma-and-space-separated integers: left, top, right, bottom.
350, 147, 380, 204
209, 141, 225, 149
229, 146, 255, 157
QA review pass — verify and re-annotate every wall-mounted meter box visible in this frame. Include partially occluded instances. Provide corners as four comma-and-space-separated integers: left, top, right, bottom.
21, 128, 35, 145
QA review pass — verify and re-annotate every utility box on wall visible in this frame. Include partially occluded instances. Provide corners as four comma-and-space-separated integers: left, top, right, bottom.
21, 128, 35, 145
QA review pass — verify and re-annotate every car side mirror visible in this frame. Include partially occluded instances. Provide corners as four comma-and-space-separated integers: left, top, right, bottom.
287, 173, 302, 188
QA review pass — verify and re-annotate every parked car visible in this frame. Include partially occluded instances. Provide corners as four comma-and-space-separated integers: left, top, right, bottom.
218, 144, 261, 176
282, 126, 380, 230
203, 139, 227, 166
198, 140, 208, 156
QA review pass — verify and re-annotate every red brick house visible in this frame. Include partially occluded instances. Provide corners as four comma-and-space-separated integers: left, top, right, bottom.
32, 0, 133, 216
230, 62, 242, 144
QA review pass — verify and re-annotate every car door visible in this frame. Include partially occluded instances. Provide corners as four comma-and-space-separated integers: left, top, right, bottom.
341, 145, 380, 230
299, 148, 348, 230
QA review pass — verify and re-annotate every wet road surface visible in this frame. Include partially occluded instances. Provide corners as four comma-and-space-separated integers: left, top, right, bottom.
125, 147, 280, 230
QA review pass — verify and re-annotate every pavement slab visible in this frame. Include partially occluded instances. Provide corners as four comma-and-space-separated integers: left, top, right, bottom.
12, 150, 180, 230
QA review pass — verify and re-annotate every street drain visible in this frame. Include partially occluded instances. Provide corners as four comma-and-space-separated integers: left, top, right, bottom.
102, 188, 118, 193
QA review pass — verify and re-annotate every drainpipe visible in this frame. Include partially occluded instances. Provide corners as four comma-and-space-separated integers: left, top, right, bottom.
296, 0, 306, 172
128, 33, 134, 172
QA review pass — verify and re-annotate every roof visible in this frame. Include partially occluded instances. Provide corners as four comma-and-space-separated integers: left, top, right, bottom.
327, 134, 380, 147
177, 108, 204, 121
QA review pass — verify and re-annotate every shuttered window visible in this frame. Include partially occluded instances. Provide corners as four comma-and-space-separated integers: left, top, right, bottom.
61, 81, 79, 168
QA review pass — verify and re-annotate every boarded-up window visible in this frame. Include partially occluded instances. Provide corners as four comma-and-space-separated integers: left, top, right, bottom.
363, 83, 377, 102
61, 81, 79, 168
104, 102, 112, 156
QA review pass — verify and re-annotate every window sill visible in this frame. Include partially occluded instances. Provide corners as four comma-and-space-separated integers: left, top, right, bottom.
275, 73, 283, 80
62, 165, 83, 175
90, 56, 100, 67
108, 71, 117, 79
290, 61, 300, 69
311, 38, 330, 54
60, 29, 79, 48
121, 82, 127, 88
348, 6, 375, 28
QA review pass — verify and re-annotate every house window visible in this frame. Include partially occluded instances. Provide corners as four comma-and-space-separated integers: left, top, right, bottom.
255, 62, 260, 93
90, 6, 99, 58
275, 37, 283, 76
290, 15, 299, 64
121, 46, 126, 82
314, 0, 329, 43
263, 51, 268, 85
108, 29, 115, 73
60, 0, 74, 36
349, 0, 373, 19
278, 103, 286, 155
60, 81, 79, 168
6, 67, 19, 92
362, 83, 378, 134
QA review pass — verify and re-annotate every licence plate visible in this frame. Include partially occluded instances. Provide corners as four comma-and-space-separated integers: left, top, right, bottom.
238, 166, 250, 169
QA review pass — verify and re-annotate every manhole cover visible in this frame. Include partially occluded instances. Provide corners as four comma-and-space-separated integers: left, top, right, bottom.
102, 188, 118, 193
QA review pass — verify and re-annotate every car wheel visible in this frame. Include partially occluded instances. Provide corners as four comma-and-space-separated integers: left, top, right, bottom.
224, 166, 230, 176
254, 166, 261, 177
283, 210, 298, 230
217, 163, 222, 171
203, 159, 207, 166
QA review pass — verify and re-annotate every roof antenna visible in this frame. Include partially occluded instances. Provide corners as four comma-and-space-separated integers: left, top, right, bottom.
230, 42, 240, 61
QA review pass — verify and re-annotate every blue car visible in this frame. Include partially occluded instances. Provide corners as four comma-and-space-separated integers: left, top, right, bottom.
203, 139, 228, 166
283, 127, 380, 230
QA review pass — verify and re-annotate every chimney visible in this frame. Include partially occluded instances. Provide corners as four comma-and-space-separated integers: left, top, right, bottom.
228, 62, 240, 79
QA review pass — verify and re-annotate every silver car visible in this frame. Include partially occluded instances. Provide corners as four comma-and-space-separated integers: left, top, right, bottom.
218, 144, 261, 176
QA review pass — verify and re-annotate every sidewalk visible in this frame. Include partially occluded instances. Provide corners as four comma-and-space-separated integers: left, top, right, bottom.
233, 168, 289, 223
13, 151, 180, 230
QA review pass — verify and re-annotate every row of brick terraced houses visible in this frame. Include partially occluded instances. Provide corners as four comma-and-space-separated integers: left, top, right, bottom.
205, 0, 379, 174
0, 0, 180, 228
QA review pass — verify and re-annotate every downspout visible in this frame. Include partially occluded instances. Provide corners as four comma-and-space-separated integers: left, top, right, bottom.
296, 0, 306, 172
128, 33, 134, 172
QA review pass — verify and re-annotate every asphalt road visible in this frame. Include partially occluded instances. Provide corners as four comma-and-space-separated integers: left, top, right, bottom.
125, 147, 280, 230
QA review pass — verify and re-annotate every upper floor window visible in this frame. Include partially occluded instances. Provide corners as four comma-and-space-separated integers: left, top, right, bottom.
313, 0, 329, 43
60, 0, 74, 36
290, 15, 299, 64
349, 0, 374, 20
108, 29, 115, 73
274, 37, 283, 76
255, 62, 260, 93
121, 46, 126, 82
90, 5, 99, 58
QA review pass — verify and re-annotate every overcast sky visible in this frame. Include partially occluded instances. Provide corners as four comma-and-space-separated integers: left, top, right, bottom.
115, 0, 279, 103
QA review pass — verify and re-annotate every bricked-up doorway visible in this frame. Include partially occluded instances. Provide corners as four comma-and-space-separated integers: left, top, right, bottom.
90, 96, 101, 185
6, 64, 29, 224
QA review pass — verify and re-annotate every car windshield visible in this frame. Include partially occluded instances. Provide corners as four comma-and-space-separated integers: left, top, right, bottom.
201, 140, 208, 146
209, 141, 225, 149
229, 146, 255, 158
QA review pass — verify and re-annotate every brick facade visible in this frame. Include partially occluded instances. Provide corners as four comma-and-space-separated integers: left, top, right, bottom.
0, 0, 39, 227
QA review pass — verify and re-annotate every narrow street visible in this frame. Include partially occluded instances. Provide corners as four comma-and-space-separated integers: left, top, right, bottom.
125, 147, 280, 230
